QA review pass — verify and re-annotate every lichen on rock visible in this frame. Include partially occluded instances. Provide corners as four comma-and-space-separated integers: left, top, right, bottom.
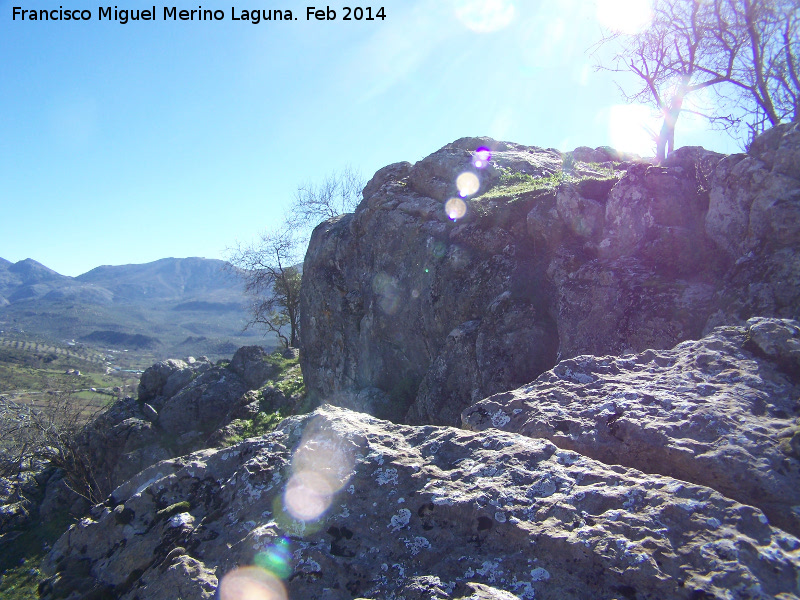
39, 406, 800, 600
300, 126, 800, 426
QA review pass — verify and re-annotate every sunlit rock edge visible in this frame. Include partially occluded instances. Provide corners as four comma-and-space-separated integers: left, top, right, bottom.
41, 398, 799, 599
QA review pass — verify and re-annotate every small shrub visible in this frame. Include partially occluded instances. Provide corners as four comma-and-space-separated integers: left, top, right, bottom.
156, 501, 191, 521
475, 168, 567, 202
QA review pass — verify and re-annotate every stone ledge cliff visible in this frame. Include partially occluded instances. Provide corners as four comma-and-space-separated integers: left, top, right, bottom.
300, 124, 799, 426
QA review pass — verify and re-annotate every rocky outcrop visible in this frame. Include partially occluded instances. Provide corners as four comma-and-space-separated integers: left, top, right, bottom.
40, 405, 800, 600
80, 347, 281, 497
463, 318, 800, 537
30, 127, 800, 600
300, 125, 800, 425
0, 345, 302, 550
0, 473, 37, 534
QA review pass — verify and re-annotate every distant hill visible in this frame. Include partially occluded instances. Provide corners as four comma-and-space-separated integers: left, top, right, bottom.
0, 257, 270, 359
76, 257, 239, 302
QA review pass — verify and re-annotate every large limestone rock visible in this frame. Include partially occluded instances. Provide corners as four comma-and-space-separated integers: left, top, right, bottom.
706, 122, 800, 259
40, 406, 800, 600
228, 345, 279, 390
137, 358, 199, 404
705, 122, 800, 327
463, 318, 800, 538
300, 127, 800, 425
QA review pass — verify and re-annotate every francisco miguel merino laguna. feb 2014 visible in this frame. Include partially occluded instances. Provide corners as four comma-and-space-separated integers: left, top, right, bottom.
11, 6, 386, 23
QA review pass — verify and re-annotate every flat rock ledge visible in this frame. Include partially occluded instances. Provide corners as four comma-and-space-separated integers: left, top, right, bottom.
41, 405, 799, 600
463, 318, 800, 540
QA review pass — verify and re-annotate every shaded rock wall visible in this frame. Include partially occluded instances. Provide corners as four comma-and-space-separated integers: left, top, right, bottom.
300, 125, 800, 425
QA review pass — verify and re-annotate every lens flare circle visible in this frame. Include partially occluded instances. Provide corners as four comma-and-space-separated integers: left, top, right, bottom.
218, 566, 288, 600
284, 470, 335, 522
445, 197, 468, 221
456, 172, 480, 197
472, 147, 491, 169
596, 0, 652, 34
254, 538, 292, 580
284, 416, 357, 524
454, 0, 516, 33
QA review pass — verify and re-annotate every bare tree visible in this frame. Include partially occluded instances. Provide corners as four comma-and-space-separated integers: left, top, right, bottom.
595, 0, 799, 161
227, 227, 303, 348
0, 392, 103, 505
287, 165, 365, 232
227, 168, 365, 348
710, 0, 800, 139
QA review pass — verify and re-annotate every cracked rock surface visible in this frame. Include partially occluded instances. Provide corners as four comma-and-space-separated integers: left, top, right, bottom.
41, 405, 800, 600
463, 319, 800, 539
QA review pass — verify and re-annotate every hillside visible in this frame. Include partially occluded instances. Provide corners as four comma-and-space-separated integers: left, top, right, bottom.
5, 124, 800, 600
0, 257, 268, 359
76, 257, 242, 303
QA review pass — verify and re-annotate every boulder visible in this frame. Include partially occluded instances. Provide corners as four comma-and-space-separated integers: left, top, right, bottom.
40, 406, 800, 600
362, 161, 413, 201
706, 122, 800, 259
0, 479, 32, 534
406, 137, 564, 202
300, 127, 800, 426
228, 345, 277, 390
549, 256, 717, 359
156, 367, 249, 436
407, 292, 558, 426
463, 319, 800, 537
598, 162, 717, 275
137, 359, 194, 406
80, 398, 173, 495
79, 347, 284, 499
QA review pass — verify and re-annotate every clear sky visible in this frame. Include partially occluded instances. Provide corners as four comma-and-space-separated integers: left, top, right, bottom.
1, 0, 742, 276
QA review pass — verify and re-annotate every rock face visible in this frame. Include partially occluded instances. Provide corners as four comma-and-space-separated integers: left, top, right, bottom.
33, 128, 800, 600
82, 346, 279, 496
40, 405, 800, 600
463, 318, 800, 538
300, 125, 800, 425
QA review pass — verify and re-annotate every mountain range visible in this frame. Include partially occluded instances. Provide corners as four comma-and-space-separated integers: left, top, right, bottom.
0, 257, 266, 358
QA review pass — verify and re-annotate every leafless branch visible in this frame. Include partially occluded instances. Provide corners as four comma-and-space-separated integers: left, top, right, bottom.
592, 0, 800, 159
0, 391, 105, 505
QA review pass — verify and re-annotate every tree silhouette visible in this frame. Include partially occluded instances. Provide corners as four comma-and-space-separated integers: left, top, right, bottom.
595, 0, 799, 162
227, 167, 364, 348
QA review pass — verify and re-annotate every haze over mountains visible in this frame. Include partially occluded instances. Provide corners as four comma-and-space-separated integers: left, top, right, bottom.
0, 257, 265, 358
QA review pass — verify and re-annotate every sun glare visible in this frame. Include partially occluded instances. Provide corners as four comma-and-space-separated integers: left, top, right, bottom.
596, 0, 652, 34
282, 416, 355, 523
607, 104, 658, 157
284, 471, 335, 521
453, 0, 516, 33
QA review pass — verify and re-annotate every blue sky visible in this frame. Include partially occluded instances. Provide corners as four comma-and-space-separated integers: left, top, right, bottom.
1, 0, 742, 276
